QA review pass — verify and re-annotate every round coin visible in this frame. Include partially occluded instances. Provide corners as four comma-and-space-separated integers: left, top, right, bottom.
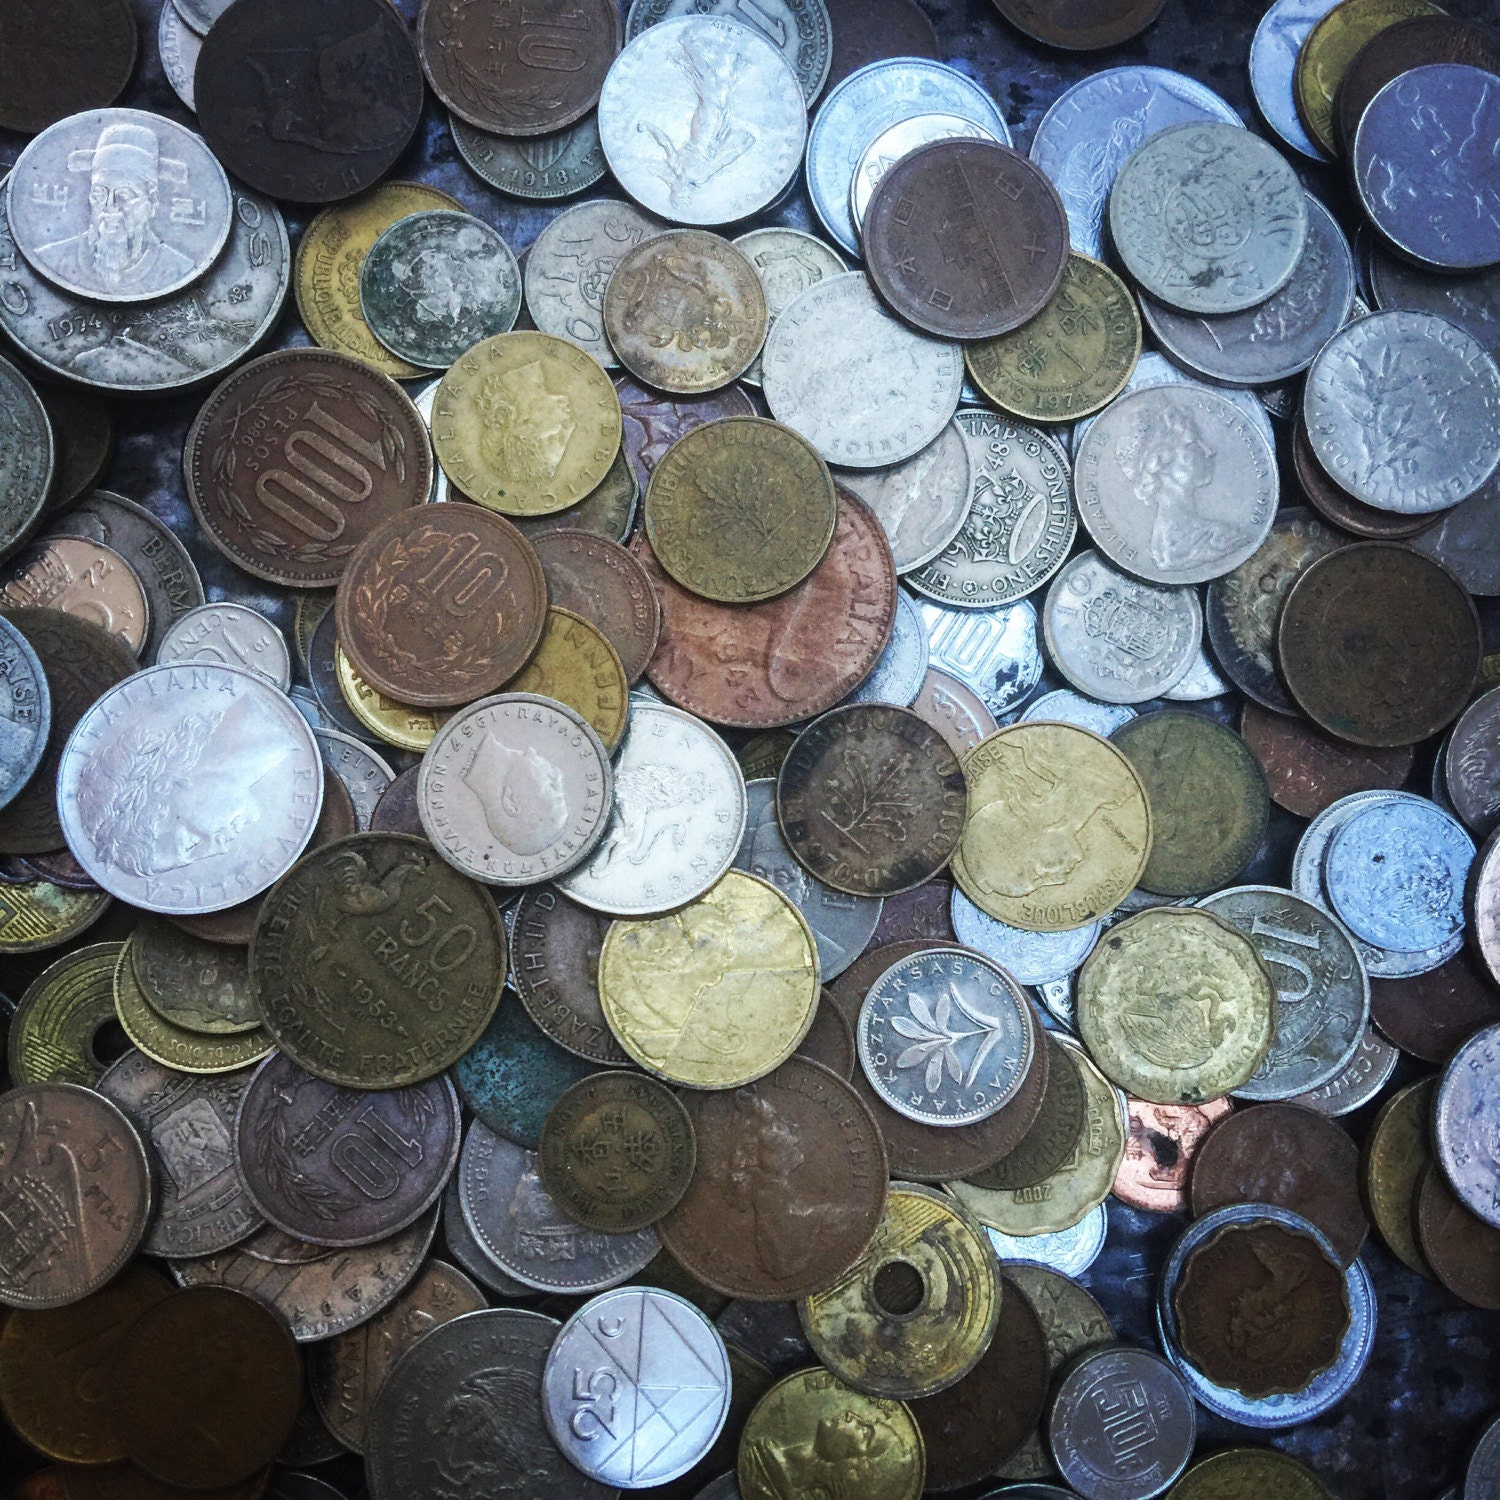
733, 227, 848, 386
1240, 701, 1414, 819
850, 113, 1000, 233
1251, 0, 1344, 161
1434, 1023, 1500, 1229
0, 355, 54, 562
0, 614, 49, 816
452, 112, 609, 200
530, 528, 662, 683
1170, 1446, 1334, 1499
994, 0, 1166, 48
7, 942, 118, 1086
1362, 1077, 1436, 1277
1417, 1163, 1500, 1309
1446, 689, 1500, 838
114, 949, 274, 1075
157, 603, 291, 692
0, 0, 138, 134
1113, 1096, 1234, 1213
0, 536, 149, 655
507, 605, 629, 749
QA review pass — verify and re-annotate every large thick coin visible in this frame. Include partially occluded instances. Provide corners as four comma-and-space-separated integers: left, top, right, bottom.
451, 113, 609, 200
0, 614, 48, 815
0, 0, 138, 135
56, 663, 322, 914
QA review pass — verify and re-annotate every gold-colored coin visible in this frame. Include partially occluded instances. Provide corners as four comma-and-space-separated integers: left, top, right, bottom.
799, 1183, 1000, 1400
949, 1039, 1126, 1236
431, 331, 622, 516
739, 730, 796, 782
964, 254, 1141, 422
132, 916, 260, 1036
8, 943, 122, 1086
598, 870, 820, 1089
1361, 1077, 1435, 1279
508, 606, 629, 750
114, 941, 274, 1075
1294, 0, 1442, 157
294, 591, 335, 680
295, 181, 463, 380
952, 723, 1151, 932
1077, 907, 1275, 1105
1167, 1447, 1335, 1499
0, 878, 111, 954
336, 644, 451, 752
738, 1366, 925, 1500
513, 443, 639, 547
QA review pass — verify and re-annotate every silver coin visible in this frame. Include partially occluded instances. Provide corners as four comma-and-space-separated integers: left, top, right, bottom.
1247, 0, 1340, 161
599, 16, 805, 226
909, 666, 999, 760
1289, 1026, 1398, 1116
313, 727, 396, 833
360, 212, 520, 370
1042, 550, 1202, 705
1036, 977, 1078, 1033
543, 1286, 732, 1488
171, 0, 231, 34
846, 590, 928, 707
1410, 475, 1500, 596
7, 109, 232, 304
557, 700, 746, 916
287, 688, 326, 732
0, 179, 291, 395
366, 1307, 616, 1500
916, 596, 1044, 716
1446, 689, 1500, 838
439, 1176, 535, 1299
733, 778, 882, 981
1160, 646, 1230, 702
762, 272, 963, 468
1022, 688, 1136, 737
1469, 1411, 1500, 1500
625, 0, 831, 102
833, 420, 973, 573
524, 199, 668, 368
1075, 384, 1278, 587
458, 1121, 660, 1292
1196, 886, 1368, 1100
950, 889, 1099, 987
420, 693, 614, 888
850, 112, 998, 233
1305, 310, 1500, 513
732, 227, 846, 387
983, 1203, 1106, 1277
1030, 67, 1243, 259
0, 613, 49, 814
158, 0, 202, 112
807, 58, 1011, 256
0, 352, 53, 562
1368, 241, 1500, 367
858, 947, 1036, 1126
96, 1048, 264, 1258
57, 662, 323, 915
1436, 1023, 1500, 1228
452, 112, 609, 200
1140, 196, 1355, 386
157, 603, 291, 691
907, 410, 1076, 611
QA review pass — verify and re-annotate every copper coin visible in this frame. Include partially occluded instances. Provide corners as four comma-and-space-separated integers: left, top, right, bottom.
870, 877, 958, 948
370, 766, 423, 836
1190, 1102, 1369, 1265
116, 1286, 302, 1489
1240, 701, 1415, 820
17, 847, 100, 892
778, 703, 967, 896
991, 0, 1167, 49
964, 1034, 1086, 1192
825, 939, 934, 1029
795, 992, 857, 1078
0, 537, 149, 656
335, 503, 546, 708
658, 1056, 889, 1301
187, 349, 432, 590
1293, 419, 1436, 541
909, 1266, 1050, 1488
196, 0, 423, 204
1417, 1162, 1500, 1309
1113, 1097, 1234, 1214
633, 487, 898, 729
417, 0, 620, 137
616, 375, 756, 496
823, 0, 938, 89
529, 528, 661, 683
0, 0, 138, 135
865, 140, 1069, 340
1371, 949, 1500, 1063
1278, 542, 1481, 747
0, 609, 135, 856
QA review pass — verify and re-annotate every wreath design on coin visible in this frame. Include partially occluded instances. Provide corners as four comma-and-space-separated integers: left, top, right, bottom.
251, 1074, 357, 1222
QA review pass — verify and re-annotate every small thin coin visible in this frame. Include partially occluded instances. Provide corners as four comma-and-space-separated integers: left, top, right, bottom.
157, 604, 291, 691
334, 647, 450, 753
733, 227, 848, 387
0, 537, 149, 655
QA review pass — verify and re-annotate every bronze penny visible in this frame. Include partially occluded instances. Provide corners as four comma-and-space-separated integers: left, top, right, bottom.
335, 503, 547, 708
1293, 419, 1435, 541
35, 386, 114, 516
1417, 1162, 1500, 1309
1190, 1102, 1369, 1265
964, 1034, 1087, 1192
990, 0, 1167, 50
869, 878, 958, 948
1371, 949, 1500, 1063
823, 0, 938, 88
1112, 1097, 1234, 1214
417, 0, 620, 137
0, 0, 138, 135
778, 703, 968, 897
826, 939, 935, 1029
370, 766, 423, 836
616, 375, 756, 495
658, 1056, 889, 1301
1240, 701, 1415, 820
186, 349, 432, 590
116, 1286, 302, 1489
529, 528, 662, 683
0, 609, 135, 856
633, 487, 898, 729
864, 140, 1069, 340
795, 992, 857, 1079
1278, 542, 1481, 748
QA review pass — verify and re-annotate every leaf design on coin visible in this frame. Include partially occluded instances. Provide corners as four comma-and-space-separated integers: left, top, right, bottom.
889, 981, 1010, 1093
823, 746, 917, 852
1335, 346, 1431, 488
253, 1075, 356, 1221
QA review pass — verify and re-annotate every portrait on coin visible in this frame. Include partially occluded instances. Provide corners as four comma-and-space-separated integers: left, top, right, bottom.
477, 361, 576, 482
742, 1402, 903, 1500
460, 732, 571, 857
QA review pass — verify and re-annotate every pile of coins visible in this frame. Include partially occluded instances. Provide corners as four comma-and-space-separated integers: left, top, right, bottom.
1, 0, 1500, 1495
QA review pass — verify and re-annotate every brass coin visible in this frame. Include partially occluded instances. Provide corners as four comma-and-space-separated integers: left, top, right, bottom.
1361, 1077, 1435, 1278
432, 331, 622, 517
964, 254, 1142, 422
8, 941, 120, 1086
1168, 1448, 1336, 1500
131, 917, 260, 1037
599, 870, 819, 1089
1077, 907, 1275, 1104
740, 730, 797, 782
507, 605, 630, 750
0, 876, 111, 954
335, 644, 451, 752
953, 723, 1151, 932
964, 1034, 1087, 1192
537, 1071, 696, 1233
645, 417, 838, 603
1417, 1162, 1500, 1309
513, 443, 638, 546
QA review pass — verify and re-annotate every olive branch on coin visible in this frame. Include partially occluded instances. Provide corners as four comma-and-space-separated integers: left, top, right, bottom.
1338, 346, 1425, 488
889, 983, 1012, 1093
252, 1077, 357, 1221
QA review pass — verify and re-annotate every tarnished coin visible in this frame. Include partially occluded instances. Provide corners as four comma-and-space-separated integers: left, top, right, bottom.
994, 0, 1166, 48
157, 604, 291, 692
1279, 543, 1481, 746
1446, 689, 1500, 838
1367, 239, 1500, 367
334, 649, 450, 754
1113, 1097, 1234, 1213
34, 389, 114, 520
312, 727, 394, 831
157, 0, 199, 109
1294, 1024, 1398, 1116
508, 606, 629, 749
846, 589, 928, 707
1170, 1447, 1335, 1499
850, 113, 1000, 232
452, 112, 609, 200
1251, 0, 1344, 160
1417, 1162, 1500, 1310
1434, 1023, 1500, 1228
0, 0, 137, 134
1078, 907, 1275, 1104
733, 228, 847, 387
955, 722, 1151, 932
912, 668, 1000, 760
1240, 701, 1414, 819
9, 942, 118, 1086
1362, 1077, 1436, 1277
951, 894, 1098, 989
0, 536, 148, 655
530, 528, 661, 684
0, 355, 54, 563
0, 614, 49, 816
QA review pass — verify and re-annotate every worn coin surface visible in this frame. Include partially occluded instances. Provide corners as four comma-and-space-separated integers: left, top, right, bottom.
452, 112, 609, 200
157, 603, 291, 692
1292, 417, 1437, 542
734, 228, 848, 387
846, 590, 928, 707
0, 356, 54, 563
850, 112, 1000, 232
1445, 689, 1500, 838
1113, 1096, 1234, 1213
531, 528, 661, 683
0, 536, 149, 655
9, 943, 118, 1086
1252, 0, 1343, 159
312, 727, 394, 831
157, 0, 199, 109
114, 947, 274, 1075
0, 0, 138, 134
1240, 701, 1414, 819
1362, 1077, 1435, 1277
1417, 1162, 1500, 1310
0, 614, 48, 816
0, 883, 113, 961
994, 0, 1166, 48
1434, 1023, 1500, 1228
951, 893, 1098, 989
508, 606, 630, 749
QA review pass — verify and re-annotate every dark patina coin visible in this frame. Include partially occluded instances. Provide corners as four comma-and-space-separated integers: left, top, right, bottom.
0, 0, 138, 134
823, 0, 938, 88
1417, 1162, 1500, 1310
0, 355, 55, 564
0, 614, 49, 818
195, 0, 424, 204
1370, 949, 1500, 1065
778, 704, 967, 897
370, 766, 423, 836
538, 1071, 696, 1233
825, 939, 933, 1029
530, 528, 661, 685
991, 0, 1167, 50
1240, 701, 1414, 820
1279, 543, 1481, 747
36, 388, 114, 517
864, 140, 1069, 340
963, 1034, 1087, 1192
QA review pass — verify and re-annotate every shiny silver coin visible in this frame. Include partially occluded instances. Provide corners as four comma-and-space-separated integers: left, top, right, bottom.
850, 111, 999, 233
7, 108, 232, 304
1289, 1026, 1398, 1116
1368, 241, 1500, 367
846, 589, 929, 707
1042, 550, 1202, 705
951, 888, 1099, 987
451, 112, 609, 200
0, 612, 49, 814
542, 1287, 732, 1488
156, 603, 291, 691
1160, 646, 1231, 701
599, 16, 806, 226
985, 1203, 1106, 1277
56, 662, 324, 915
313, 727, 395, 833
158, 0, 202, 111
1436, 1023, 1500, 1228
733, 778, 883, 981
1248, 0, 1339, 160
1023, 689, 1134, 737
916, 596, 1044, 717
732, 226, 846, 387
1305, 309, 1500, 513
0, 353, 53, 563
